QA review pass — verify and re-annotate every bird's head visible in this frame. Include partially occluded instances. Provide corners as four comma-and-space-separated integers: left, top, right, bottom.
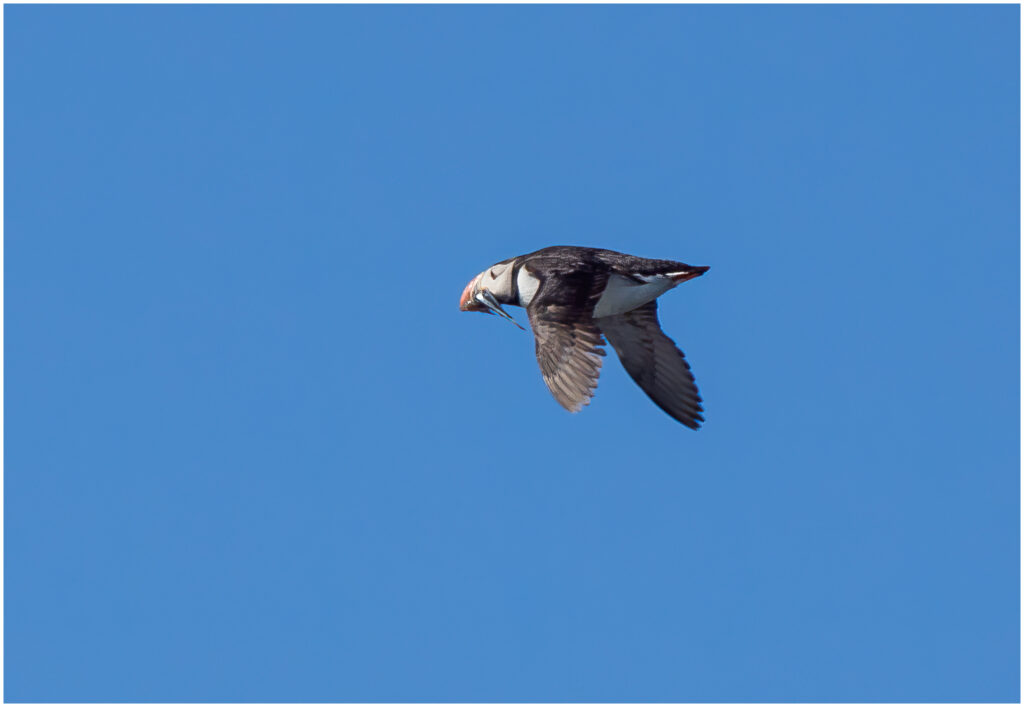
459, 262, 525, 330
459, 260, 516, 311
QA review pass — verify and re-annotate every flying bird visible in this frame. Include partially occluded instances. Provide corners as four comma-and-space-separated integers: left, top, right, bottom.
459, 246, 708, 428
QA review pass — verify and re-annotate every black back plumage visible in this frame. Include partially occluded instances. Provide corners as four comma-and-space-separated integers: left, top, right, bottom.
518, 246, 693, 281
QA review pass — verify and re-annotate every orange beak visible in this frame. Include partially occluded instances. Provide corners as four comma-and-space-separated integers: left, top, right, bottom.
460, 276, 486, 312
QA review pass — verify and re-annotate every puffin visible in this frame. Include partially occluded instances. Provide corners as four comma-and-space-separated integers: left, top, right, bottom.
459, 246, 708, 428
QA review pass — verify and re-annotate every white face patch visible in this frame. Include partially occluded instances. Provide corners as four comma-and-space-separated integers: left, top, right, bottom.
477, 261, 515, 300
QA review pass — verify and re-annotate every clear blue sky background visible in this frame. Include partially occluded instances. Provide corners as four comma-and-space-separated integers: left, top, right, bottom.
5, 4, 1019, 702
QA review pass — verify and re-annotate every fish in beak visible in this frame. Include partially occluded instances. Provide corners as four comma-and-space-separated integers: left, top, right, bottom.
476, 290, 525, 330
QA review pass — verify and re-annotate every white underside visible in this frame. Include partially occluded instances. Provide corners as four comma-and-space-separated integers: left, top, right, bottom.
592, 274, 678, 318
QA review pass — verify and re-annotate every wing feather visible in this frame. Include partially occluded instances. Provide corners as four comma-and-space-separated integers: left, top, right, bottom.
529, 309, 606, 412
595, 301, 704, 428
526, 271, 608, 413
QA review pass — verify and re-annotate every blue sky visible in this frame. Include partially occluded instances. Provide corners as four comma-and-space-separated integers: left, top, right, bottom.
5, 4, 1019, 702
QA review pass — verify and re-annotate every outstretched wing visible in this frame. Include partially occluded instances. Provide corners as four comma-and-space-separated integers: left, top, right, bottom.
526, 271, 608, 413
595, 300, 704, 428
